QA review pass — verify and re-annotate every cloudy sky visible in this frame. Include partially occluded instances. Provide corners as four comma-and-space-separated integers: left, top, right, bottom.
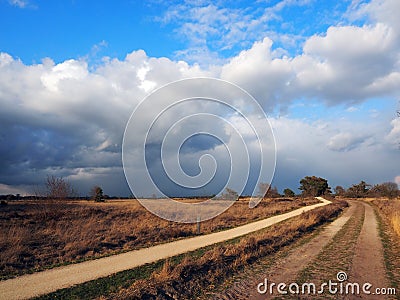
1, 0, 400, 197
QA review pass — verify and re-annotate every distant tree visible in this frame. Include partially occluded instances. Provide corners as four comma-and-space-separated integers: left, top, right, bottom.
283, 188, 295, 197
45, 175, 76, 200
258, 182, 281, 198
334, 186, 346, 197
299, 176, 331, 197
346, 181, 370, 198
381, 182, 399, 199
368, 184, 383, 198
221, 187, 238, 200
369, 182, 399, 199
258, 182, 270, 198
90, 186, 104, 202
266, 186, 281, 198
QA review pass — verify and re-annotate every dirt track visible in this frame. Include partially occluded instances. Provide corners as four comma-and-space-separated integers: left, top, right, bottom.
0, 198, 331, 300
212, 200, 357, 300
345, 202, 390, 299
214, 200, 393, 300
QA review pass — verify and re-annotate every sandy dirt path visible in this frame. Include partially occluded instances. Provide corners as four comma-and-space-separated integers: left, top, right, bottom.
214, 200, 393, 300
344, 202, 390, 300
212, 200, 359, 300
0, 198, 331, 300
251, 201, 360, 300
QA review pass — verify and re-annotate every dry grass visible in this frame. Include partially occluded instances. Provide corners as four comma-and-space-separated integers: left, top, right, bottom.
372, 198, 400, 296
106, 201, 347, 300
373, 199, 400, 236
391, 212, 400, 236
0, 197, 318, 278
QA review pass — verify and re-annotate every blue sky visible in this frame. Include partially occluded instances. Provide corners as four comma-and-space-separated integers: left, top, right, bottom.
0, 0, 362, 63
1, 0, 400, 197
0, 1, 181, 63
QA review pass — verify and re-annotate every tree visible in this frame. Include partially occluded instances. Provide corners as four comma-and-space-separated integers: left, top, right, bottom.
258, 182, 270, 198
90, 186, 104, 202
45, 175, 76, 200
221, 187, 238, 200
299, 176, 331, 197
369, 182, 399, 199
380, 182, 399, 199
334, 186, 346, 197
283, 188, 295, 197
346, 181, 370, 198
258, 182, 280, 198
266, 186, 281, 198
368, 184, 383, 198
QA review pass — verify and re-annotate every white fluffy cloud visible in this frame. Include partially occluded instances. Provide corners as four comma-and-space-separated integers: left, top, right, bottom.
1, 0, 400, 195
221, 38, 293, 110
386, 118, 400, 146
271, 114, 398, 190
8, 0, 29, 8
296, 23, 399, 101
41, 59, 88, 92
221, 22, 400, 109
352, 0, 400, 36
0, 51, 210, 195
327, 132, 370, 152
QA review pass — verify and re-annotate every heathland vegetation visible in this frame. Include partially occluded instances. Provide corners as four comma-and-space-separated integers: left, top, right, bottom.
372, 198, 400, 296
35, 200, 348, 300
108, 202, 347, 300
0, 196, 319, 279
1, 175, 399, 299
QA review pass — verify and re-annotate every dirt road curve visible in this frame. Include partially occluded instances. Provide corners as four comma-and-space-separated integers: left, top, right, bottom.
0, 198, 331, 300
215, 201, 392, 300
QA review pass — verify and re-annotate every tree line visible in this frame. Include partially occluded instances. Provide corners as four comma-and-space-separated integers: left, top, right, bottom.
334, 181, 399, 199
260, 176, 399, 199
1, 175, 399, 203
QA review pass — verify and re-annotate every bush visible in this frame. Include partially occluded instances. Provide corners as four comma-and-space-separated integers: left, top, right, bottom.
90, 186, 104, 202
283, 188, 295, 197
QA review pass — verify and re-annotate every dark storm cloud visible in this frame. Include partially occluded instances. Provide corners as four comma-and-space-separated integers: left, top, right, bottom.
1, 0, 400, 196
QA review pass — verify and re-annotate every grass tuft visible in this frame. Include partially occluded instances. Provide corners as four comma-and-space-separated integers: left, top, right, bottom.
391, 212, 400, 236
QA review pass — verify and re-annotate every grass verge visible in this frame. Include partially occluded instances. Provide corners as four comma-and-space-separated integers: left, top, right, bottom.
372, 199, 400, 299
202, 205, 345, 299
33, 201, 347, 300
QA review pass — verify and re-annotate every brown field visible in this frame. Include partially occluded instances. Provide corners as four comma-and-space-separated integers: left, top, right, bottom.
0, 197, 318, 279
105, 201, 347, 300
